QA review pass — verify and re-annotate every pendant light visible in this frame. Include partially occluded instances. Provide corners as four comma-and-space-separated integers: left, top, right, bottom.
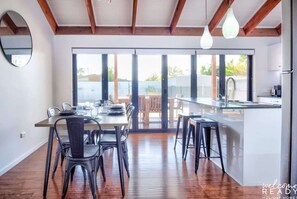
200, 0, 213, 49
222, 2, 239, 39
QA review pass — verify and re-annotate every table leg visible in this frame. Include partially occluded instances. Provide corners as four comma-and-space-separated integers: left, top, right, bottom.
43, 127, 54, 197
115, 126, 125, 196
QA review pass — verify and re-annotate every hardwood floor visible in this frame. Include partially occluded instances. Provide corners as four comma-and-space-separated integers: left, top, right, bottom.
0, 133, 264, 199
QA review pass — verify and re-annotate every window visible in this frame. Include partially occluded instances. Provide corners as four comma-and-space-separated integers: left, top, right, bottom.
76, 54, 102, 105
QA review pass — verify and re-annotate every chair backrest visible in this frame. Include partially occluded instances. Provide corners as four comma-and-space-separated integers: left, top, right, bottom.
62, 102, 72, 111
125, 102, 133, 114
54, 116, 102, 158
148, 95, 161, 112
47, 107, 61, 118
123, 106, 135, 138
138, 95, 146, 112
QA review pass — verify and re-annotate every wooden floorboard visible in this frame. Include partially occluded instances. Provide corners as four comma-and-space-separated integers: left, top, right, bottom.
0, 133, 264, 198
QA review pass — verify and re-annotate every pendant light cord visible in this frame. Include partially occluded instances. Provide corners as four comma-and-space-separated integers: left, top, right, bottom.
205, 0, 208, 25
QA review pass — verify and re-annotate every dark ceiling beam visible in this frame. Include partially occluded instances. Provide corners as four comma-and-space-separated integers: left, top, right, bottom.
55, 26, 280, 37
85, 0, 96, 34
275, 23, 281, 35
208, 0, 235, 33
170, 0, 187, 33
132, 0, 138, 34
243, 0, 281, 35
37, 0, 58, 33
2, 13, 17, 34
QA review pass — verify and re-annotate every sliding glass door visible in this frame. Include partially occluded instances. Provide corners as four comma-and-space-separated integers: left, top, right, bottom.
167, 55, 191, 128
76, 54, 102, 106
73, 50, 252, 132
107, 54, 132, 105
137, 55, 162, 129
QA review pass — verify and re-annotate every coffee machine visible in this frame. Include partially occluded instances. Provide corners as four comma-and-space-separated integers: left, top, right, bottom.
271, 85, 281, 97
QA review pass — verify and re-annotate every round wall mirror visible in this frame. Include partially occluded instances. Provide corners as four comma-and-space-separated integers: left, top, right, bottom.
0, 11, 32, 67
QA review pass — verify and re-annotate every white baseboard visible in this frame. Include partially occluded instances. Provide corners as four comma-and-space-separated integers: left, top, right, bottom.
0, 139, 48, 176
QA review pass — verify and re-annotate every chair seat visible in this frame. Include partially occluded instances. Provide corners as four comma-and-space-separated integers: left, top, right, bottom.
60, 134, 89, 144
190, 117, 216, 123
101, 133, 127, 143
68, 144, 100, 158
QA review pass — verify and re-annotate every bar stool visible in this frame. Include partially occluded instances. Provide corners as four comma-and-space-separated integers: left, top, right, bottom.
188, 117, 225, 174
173, 113, 201, 159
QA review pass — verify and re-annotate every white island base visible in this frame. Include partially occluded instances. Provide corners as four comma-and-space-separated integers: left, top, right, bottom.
189, 103, 281, 186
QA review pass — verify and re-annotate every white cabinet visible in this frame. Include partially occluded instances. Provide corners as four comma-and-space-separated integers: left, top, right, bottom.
268, 42, 282, 70
258, 97, 282, 105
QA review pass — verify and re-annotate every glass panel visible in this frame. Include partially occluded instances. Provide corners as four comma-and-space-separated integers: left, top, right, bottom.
108, 54, 132, 105
197, 55, 220, 99
138, 55, 162, 129
225, 54, 248, 101
77, 54, 102, 106
167, 55, 191, 128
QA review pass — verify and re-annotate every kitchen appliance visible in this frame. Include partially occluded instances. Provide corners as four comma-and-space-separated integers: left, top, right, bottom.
271, 85, 282, 97
280, 0, 297, 195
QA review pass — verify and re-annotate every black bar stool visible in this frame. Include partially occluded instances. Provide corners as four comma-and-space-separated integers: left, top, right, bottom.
188, 117, 225, 174
173, 113, 201, 158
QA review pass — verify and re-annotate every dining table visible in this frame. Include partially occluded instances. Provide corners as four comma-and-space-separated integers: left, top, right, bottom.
35, 112, 128, 197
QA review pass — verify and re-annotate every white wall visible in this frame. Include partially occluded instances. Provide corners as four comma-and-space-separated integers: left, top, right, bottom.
0, 0, 53, 175
53, 35, 279, 105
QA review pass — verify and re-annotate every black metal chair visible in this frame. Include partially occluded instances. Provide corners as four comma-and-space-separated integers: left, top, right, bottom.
47, 107, 70, 178
99, 105, 135, 178
54, 116, 105, 199
187, 117, 225, 174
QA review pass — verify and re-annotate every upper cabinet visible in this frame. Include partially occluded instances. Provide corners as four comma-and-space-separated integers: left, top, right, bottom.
268, 42, 282, 71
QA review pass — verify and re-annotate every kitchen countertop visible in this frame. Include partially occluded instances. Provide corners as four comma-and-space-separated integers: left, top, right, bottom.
177, 97, 281, 109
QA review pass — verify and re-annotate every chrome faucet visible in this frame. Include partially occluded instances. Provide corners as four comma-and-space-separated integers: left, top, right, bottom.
225, 77, 236, 104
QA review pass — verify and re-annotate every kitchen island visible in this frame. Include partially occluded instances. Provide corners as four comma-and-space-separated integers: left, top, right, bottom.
178, 97, 281, 186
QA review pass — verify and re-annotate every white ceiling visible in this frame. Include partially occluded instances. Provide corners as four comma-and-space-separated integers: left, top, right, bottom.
46, 0, 282, 29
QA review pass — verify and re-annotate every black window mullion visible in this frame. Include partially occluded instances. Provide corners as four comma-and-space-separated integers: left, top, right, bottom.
219, 55, 226, 98
162, 55, 168, 130
72, 54, 78, 106
191, 54, 197, 98
247, 55, 253, 101
102, 54, 108, 100
131, 54, 138, 131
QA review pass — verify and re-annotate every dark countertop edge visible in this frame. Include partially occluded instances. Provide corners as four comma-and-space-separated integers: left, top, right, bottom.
177, 97, 281, 109
257, 96, 282, 98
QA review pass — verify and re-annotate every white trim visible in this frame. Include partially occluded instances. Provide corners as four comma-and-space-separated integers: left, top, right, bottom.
0, 138, 48, 176
196, 49, 255, 55
135, 49, 195, 55
72, 48, 135, 54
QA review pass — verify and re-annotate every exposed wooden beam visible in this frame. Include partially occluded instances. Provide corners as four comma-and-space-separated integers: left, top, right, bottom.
2, 13, 17, 34
132, 0, 138, 34
85, 0, 96, 34
275, 23, 281, 35
208, 0, 234, 34
170, 0, 187, 33
37, 0, 57, 33
0, 27, 30, 35
243, 0, 281, 35
55, 26, 280, 37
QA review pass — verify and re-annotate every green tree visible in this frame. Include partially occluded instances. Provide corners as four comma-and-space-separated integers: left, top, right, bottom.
108, 67, 114, 81
77, 68, 85, 78
200, 55, 247, 76
145, 74, 161, 81
168, 66, 184, 78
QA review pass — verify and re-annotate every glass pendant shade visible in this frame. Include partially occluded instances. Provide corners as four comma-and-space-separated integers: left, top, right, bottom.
222, 8, 239, 39
200, 26, 213, 49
